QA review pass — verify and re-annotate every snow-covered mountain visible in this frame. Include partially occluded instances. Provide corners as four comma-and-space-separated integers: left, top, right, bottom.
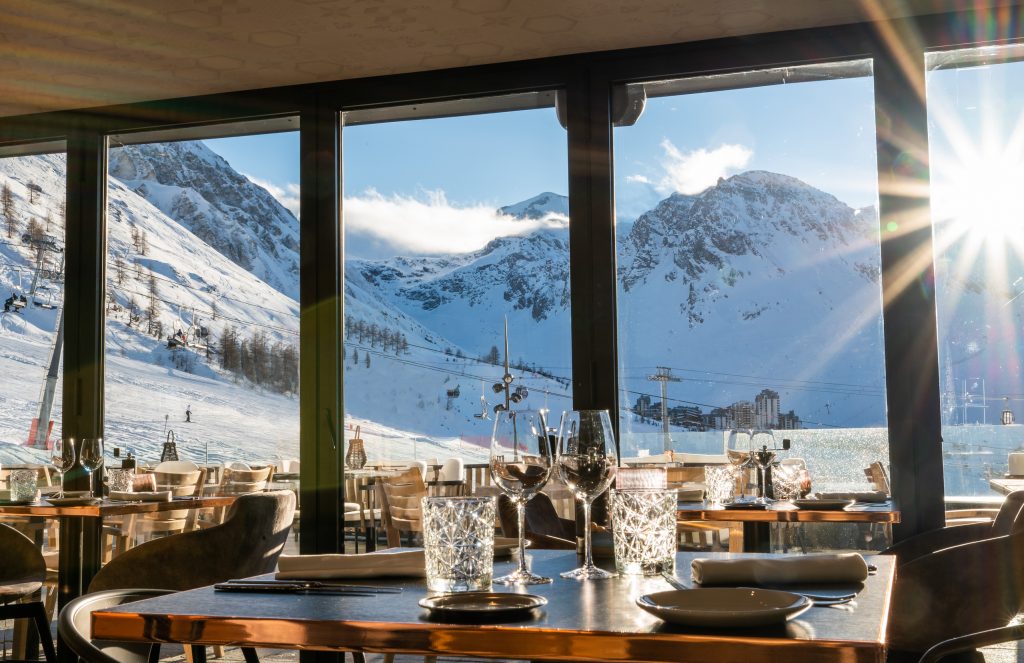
109, 141, 300, 299
499, 192, 569, 220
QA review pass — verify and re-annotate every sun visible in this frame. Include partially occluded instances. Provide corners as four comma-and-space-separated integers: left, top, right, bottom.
938, 151, 1024, 245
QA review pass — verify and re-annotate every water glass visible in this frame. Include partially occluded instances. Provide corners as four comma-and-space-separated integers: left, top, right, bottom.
771, 467, 801, 502
611, 489, 677, 576
422, 496, 496, 592
11, 469, 39, 502
704, 465, 737, 507
107, 468, 135, 493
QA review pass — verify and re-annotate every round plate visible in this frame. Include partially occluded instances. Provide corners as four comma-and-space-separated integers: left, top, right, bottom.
636, 588, 811, 628
793, 499, 854, 511
0, 498, 38, 506
46, 496, 102, 506
419, 592, 547, 619
722, 501, 767, 510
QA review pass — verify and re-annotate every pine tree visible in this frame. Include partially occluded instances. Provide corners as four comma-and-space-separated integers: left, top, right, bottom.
113, 256, 126, 286
146, 270, 159, 336
2, 182, 17, 239
365, 352, 371, 368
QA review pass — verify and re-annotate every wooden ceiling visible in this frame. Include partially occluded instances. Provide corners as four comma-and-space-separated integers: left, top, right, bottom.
0, 0, 1016, 118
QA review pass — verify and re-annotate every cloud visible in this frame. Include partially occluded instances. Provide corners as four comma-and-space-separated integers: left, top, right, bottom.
343, 189, 567, 256
625, 174, 652, 185
244, 173, 301, 218
657, 141, 753, 195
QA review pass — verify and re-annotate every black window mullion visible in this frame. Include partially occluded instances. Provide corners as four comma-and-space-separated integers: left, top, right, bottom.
299, 94, 343, 554
873, 47, 946, 540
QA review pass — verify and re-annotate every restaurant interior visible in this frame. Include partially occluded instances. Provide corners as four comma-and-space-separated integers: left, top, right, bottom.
3, 1, 1024, 662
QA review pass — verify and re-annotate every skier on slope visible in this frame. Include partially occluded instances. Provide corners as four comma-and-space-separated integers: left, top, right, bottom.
185, 404, 192, 423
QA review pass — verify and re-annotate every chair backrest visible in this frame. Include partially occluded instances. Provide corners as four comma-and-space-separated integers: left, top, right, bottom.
438, 458, 464, 482
408, 460, 428, 481
88, 491, 296, 592
0, 523, 46, 590
220, 466, 273, 495
465, 464, 491, 495
497, 493, 575, 546
376, 468, 425, 547
993, 490, 1024, 535
889, 527, 1024, 656
865, 461, 890, 493
58, 588, 173, 663
155, 460, 200, 474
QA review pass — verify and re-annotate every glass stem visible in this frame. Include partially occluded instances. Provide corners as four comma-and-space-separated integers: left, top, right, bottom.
58, 470, 63, 498
516, 500, 528, 577
582, 500, 594, 570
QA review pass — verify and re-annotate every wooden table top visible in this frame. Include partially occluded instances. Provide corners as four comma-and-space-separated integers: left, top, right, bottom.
989, 477, 1024, 496
0, 495, 236, 517
92, 550, 895, 663
678, 501, 900, 524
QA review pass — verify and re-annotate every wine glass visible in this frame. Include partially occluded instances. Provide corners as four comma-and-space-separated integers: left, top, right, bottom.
50, 438, 76, 498
725, 428, 755, 500
556, 409, 618, 580
489, 409, 555, 585
750, 429, 776, 504
79, 438, 104, 498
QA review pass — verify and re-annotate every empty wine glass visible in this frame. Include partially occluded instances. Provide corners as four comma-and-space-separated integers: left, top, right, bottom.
490, 409, 555, 585
79, 438, 104, 498
725, 428, 756, 500
50, 438, 76, 498
556, 409, 618, 580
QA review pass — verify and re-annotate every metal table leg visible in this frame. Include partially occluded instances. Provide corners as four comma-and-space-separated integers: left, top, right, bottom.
56, 515, 103, 663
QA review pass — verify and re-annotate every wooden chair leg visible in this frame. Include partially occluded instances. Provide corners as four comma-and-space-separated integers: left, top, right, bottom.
31, 602, 57, 663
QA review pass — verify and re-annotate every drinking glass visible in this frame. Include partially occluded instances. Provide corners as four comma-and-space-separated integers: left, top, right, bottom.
703, 464, 737, 507
610, 489, 677, 575
725, 428, 756, 499
51, 438, 76, 498
771, 465, 801, 503
422, 496, 496, 591
556, 409, 618, 580
79, 437, 104, 497
489, 409, 555, 585
10, 469, 39, 502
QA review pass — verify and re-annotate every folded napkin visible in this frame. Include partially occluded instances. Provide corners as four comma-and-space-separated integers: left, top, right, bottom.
692, 553, 869, 586
276, 548, 425, 579
108, 490, 172, 502
814, 491, 888, 503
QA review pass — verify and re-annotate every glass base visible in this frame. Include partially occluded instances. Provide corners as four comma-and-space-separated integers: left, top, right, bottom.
493, 570, 553, 585
560, 564, 615, 580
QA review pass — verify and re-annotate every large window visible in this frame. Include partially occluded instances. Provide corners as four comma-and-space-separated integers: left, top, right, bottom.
928, 44, 1024, 499
614, 62, 890, 491
341, 93, 571, 472
0, 148, 66, 465
103, 129, 300, 470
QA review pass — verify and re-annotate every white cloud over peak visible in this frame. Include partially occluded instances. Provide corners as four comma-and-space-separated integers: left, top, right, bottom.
343, 189, 567, 256
244, 173, 301, 218
659, 141, 753, 195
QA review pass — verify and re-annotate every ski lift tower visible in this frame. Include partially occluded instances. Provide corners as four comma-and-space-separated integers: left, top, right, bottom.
962, 377, 988, 425
647, 366, 680, 453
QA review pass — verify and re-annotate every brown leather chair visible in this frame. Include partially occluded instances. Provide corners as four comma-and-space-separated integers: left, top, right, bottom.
497, 493, 575, 549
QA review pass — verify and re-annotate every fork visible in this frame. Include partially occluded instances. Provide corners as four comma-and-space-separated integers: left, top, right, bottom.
660, 571, 856, 605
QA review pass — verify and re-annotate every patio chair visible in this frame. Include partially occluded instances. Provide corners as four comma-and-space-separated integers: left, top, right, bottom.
0, 523, 57, 663
376, 468, 426, 547
497, 493, 575, 549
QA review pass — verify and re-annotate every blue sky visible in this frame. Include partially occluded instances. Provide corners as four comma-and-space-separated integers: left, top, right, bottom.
205, 73, 880, 258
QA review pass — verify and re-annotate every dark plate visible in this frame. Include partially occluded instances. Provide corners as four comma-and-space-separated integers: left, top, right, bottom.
419, 592, 546, 620
722, 501, 768, 510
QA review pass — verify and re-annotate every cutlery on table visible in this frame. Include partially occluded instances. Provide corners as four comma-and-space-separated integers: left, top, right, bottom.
660, 571, 857, 605
215, 580, 402, 595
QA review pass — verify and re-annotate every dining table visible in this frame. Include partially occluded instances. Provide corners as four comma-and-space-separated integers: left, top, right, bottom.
989, 477, 1024, 496
91, 549, 895, 663
677, 501, 901, 552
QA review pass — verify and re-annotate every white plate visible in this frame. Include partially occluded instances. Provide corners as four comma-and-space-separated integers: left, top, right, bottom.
636, 588, 811, 628
793, 499, 854, 511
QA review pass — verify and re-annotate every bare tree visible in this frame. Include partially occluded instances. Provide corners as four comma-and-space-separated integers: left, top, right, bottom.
2, 182, 17, 238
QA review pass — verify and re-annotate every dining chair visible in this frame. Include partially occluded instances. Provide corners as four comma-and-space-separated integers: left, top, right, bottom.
128, 467, 207, 545
0, 523, 57, 663
58, 588, 221, 663
375, 468, 426, 547
496, 493, 575, 549
883, 490, 1024, 565
88, 490, 296, 592
886, 524, 1024, 661
919, 623, 1024, 662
